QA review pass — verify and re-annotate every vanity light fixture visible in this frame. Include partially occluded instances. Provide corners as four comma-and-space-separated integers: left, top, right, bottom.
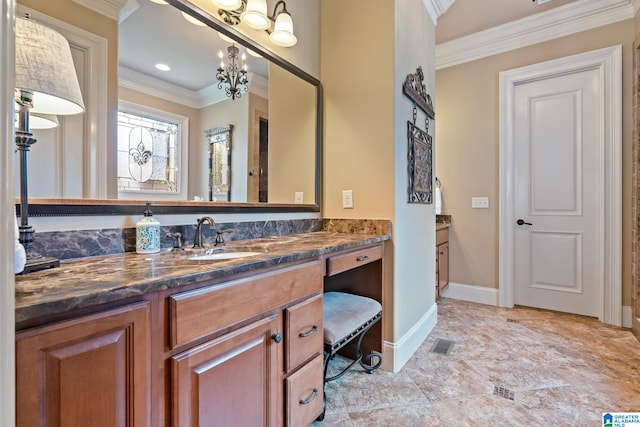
15, 15, 85, 273
181, 11, 207, 26
216, 44, 249, 100
214, 0, 298, 47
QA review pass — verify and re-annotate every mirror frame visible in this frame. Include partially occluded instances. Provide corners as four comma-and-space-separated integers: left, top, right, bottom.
20, 0, 322, 217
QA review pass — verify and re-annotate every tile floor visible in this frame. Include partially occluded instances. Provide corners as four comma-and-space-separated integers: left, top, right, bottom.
313, 298, 640, 426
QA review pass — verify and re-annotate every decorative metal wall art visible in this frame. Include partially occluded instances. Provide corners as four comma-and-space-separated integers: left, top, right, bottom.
403, 66, 435, 204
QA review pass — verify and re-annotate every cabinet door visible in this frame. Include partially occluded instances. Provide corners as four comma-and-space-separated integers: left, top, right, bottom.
16, 301, 151, 427
438, 242, 449, 295
171, 314, 282, 427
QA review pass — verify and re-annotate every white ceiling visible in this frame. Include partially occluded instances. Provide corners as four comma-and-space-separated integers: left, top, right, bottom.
118, 0, 268, 93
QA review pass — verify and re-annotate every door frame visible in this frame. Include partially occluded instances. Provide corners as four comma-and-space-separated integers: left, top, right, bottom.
498, 45, 622, 326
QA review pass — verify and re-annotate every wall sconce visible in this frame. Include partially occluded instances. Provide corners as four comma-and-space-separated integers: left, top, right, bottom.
211, 0, 297, 47
15, 16, 85, 273
217, 44, 249, 100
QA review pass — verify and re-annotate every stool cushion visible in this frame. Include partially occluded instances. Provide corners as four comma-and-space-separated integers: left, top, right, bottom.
323, 292, 382, 345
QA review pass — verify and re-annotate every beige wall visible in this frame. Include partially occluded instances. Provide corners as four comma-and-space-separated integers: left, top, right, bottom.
435, 20, 634, 306
322, 0, 437, 368
268, 63, 316, 204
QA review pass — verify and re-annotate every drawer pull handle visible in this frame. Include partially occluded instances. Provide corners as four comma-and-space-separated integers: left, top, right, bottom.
299, 388, 319, 405
356, 255, 369, 262
298, 325, 318, 338
271, 333, 282, 344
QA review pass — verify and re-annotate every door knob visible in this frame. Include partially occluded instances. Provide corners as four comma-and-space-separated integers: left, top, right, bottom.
516, 219, 533, 226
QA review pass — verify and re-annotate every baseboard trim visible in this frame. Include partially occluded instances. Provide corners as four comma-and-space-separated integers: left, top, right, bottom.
623, 305, 633, 328
441, 282, 499, 306
382, 302, 438, 373
443, 284, 632, 328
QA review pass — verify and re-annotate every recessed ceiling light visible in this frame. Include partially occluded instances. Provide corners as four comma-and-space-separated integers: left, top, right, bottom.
149, 0, 168, 4
155, 63, 171, 71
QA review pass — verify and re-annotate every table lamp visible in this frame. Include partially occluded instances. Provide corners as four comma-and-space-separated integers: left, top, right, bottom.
15, 15, 85, 273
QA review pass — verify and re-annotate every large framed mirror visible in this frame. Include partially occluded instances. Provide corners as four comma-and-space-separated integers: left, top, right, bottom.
16, 0, 321, 216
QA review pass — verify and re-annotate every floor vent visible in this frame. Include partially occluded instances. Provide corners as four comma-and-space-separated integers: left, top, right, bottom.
430, 339, 454, 355
493, 386, 515, 400
506, 318, 519, 323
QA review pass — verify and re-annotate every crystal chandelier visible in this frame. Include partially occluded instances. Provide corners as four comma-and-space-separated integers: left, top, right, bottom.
216, 44, 249, 100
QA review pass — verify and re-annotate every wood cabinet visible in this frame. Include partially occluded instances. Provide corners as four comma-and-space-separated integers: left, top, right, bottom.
171, 314, 282, 426
16, 301, 151, 427
436, 227, 450, 299
168, 260, 324, 426
16, 243, 382, 426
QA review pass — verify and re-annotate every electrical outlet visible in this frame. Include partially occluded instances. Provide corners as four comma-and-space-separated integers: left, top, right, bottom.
342, 190, 354, 209
294, 192, 303, 204
471, 197, 489, 209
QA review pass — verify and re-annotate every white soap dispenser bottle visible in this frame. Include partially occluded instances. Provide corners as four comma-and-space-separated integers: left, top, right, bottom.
136, 202, 161, 254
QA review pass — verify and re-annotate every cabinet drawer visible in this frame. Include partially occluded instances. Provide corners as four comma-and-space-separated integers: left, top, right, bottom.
169, 260, 323, 349
436, 228, 449, 246
286, 354, 324, 427
326, 245, 383, 277
285, 294, 323, 372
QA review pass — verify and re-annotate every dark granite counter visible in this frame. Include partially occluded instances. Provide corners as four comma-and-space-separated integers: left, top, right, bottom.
15, 231, 390, 325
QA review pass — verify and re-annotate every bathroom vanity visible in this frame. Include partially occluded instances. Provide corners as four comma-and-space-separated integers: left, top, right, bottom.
436, 222, 450, 300
14, 232, 387, 426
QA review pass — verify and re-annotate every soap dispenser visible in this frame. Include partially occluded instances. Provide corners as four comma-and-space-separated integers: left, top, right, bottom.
136, 202, 161, 254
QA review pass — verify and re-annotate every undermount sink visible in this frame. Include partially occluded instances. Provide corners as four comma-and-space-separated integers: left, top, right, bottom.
186, 251, 262, 261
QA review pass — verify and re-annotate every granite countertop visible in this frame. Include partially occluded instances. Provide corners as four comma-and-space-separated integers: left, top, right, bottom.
436, 214, 451, 231
15, 231, 389, 325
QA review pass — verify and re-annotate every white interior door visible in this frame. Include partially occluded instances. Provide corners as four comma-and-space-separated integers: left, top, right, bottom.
513, 68, 601, 317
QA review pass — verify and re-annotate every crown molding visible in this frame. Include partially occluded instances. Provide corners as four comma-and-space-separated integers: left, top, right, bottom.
119, 66, 202, 108
436, 0, 634, 70
119, 66, 269, 108
423, 0, 455, 25
72, 0, 130, 21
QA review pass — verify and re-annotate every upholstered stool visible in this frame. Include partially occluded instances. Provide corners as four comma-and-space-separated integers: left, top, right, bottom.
319, 292, 383, 420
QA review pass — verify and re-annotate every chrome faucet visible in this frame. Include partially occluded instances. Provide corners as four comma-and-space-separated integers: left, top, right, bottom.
193, 217, 215, 248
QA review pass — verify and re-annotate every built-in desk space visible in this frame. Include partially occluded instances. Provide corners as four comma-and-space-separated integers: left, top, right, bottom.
323, 243, 384, 360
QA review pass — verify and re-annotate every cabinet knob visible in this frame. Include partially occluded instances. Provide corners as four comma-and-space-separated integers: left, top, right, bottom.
271, 333, 282, 343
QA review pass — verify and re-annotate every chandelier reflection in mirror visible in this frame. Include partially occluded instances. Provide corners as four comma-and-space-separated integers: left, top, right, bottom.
217, 44, 249, 100
117, 111, 179, 193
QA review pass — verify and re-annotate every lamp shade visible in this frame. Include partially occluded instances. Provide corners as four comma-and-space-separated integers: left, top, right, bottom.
269, 10, 296, 47
30, 113, 59, 129
15, 17, 85, 115
241, 0, 270, 30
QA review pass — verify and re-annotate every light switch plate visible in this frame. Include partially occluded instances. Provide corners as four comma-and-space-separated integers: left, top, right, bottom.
294, 192, 303, 204
472, 197, 489, 209
342, 190, 354, 209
